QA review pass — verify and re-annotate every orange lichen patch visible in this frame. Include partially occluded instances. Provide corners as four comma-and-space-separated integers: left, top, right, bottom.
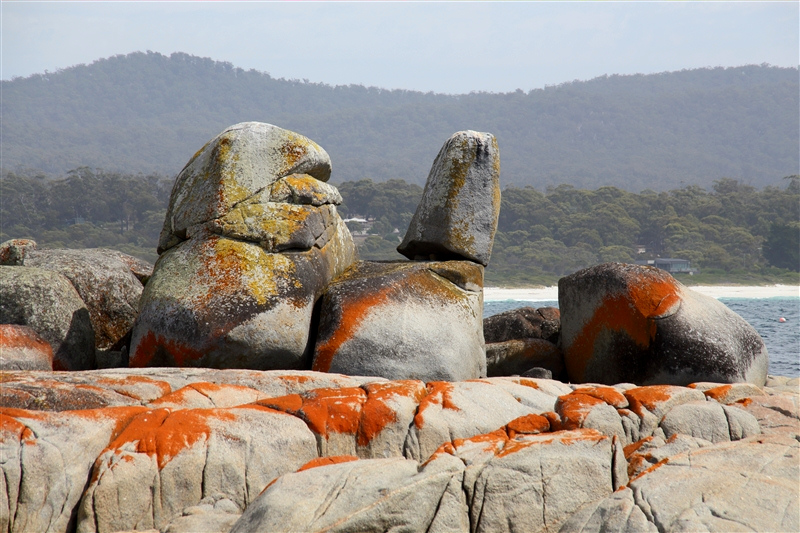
506, 414, 550, 438
566, 274, 680, 382
0, 324, 53, 357
555, 393, 607, 430
414, 382, 461, 429
313, 286, 393, 373
0, 413, 35, 444
300, 387, 365, 438
571, 386, 628, 408
256, 394, 305, 413
104, 407, 236, 469
623, 436, 654, 460
736, 398, 753, 407
541, 411, 563, 432
624, 385, 679, 417
129, 330, 205, 368
702, 385, 733, 403
359, 381, 425, 447
150, 382, 262, 408
629, 458, 669, 483
297, 455, 359, 473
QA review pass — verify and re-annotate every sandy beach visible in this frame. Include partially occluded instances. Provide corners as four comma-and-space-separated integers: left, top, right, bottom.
484, 285, 800, 302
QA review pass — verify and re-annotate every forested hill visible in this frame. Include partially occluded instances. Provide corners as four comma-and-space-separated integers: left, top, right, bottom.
1, 51, 797, 191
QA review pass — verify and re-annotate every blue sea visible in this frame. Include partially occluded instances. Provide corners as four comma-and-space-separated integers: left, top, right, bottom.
484, 297, 800, 378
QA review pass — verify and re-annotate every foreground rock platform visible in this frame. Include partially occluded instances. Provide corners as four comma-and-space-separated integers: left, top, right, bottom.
1, 369, 796, 533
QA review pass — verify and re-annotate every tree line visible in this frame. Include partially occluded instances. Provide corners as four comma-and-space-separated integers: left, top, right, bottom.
2, 169, 797, 285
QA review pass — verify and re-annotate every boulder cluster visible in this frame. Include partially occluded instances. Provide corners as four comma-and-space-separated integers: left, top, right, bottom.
1, 122, 795, 533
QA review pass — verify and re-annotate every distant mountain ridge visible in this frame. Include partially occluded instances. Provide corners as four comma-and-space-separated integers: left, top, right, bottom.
1, 51, 797, 191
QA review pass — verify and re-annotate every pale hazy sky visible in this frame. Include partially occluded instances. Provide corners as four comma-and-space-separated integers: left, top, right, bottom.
2, 1, 798, 94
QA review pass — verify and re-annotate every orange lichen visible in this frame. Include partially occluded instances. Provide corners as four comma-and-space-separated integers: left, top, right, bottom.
629, 458, 669, 483
555, 393, 607, 430
541, 411, 563, 432
300, 387, 365, 437
571, 386, 628, 408
149, 382, 261, 407
129, 330, 205, 368
736, 397, 753, 407
624, 385, 678, 417
297, 455, 359, 473
702, 385, 733, 402
623, 436, 654, 459
506, 413, 550, 438
0, 324, 53, 357
312, 287, 392, 373
95, 376, 173, 399
358, 381, 425, 447
257, 394, 304, 414
104, 407, 236, 469
414, 382, 461, 429
566, 273, 679, 382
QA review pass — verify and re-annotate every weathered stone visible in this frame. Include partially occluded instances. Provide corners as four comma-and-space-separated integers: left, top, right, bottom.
76, 405, 318, 533
312, 260, 485, 381
132, 124, 355, 371
158, 122, 332, 254
486, 338, 563, 378
558, 488, 658, 533
398, 130, 501, 266
0, 238, 37, 265
559, 263, 768, 385
0, 324, 53, 371
22, 248, 148, 350
484, 306, 560, 344
0, 266, 95, 370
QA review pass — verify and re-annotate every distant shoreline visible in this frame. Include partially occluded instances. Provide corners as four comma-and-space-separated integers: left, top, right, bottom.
484, 285, 800, 302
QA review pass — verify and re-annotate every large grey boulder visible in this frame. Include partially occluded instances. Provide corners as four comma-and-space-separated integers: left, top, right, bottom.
311, 260, 486, 381
21, 248, 149, 350
559, 263, 768, 385
484, 306, 560, 344
398, 130, 501, 266
0, 266, 95, 370
129, 123, 356, 370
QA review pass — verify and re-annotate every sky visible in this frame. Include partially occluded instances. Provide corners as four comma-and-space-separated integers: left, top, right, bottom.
1, 1, 798, 95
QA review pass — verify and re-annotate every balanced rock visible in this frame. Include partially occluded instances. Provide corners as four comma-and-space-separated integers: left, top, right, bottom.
397, 130, 501, 266
20, 248, 150, 350
311, 260, 486, 381
559, 263, 768, 386
0, 266, 95, 370
0, 324, 53, 370
130, 123, 356, 370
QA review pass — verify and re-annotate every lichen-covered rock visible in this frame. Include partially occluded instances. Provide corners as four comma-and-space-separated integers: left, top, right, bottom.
559, 263, 768, 385
130, 124, 356, 370
76, 405, 317, 533
398, 130, 501, 266
486, 338, 564, 378
311, 260, 485, 381
157, 122, 332, 254
0, 324, 53, 371
21, 248, 149, 350
0, 266, 95, 370
0, 238, 37, 265
484, 306, 560, 344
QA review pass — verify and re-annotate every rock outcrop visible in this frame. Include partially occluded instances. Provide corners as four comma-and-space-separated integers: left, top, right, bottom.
559, 263, 769, 386
0, 266, 95, 370
0, 324, 53, 371
398, 130, 501, 266
0, 370, 795, 533
129, 123, 356, 370
311, 260, 486, 381
484, 306, 563, 378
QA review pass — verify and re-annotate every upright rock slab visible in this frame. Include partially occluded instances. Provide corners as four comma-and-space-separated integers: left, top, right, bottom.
130, 123, 356, 370
398, 130, 501, 266
311, 260, 486, 381
558, 263, 768, 386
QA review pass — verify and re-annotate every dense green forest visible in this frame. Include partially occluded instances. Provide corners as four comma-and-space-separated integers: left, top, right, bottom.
2, 169, 797, 286
2, 52, 797, 192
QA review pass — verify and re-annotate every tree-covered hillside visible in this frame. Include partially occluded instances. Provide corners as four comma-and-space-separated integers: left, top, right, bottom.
1, 52, 797, 191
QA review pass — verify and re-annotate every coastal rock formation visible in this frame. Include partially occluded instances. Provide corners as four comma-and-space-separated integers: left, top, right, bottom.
129, 123, 356, 370
19, 248, 149, 350
484, 306, 560, 344
398, 130, 501, 266
1, 369, 795, 533
0, 239, 37, 266
0, 266, 95, 370
311, 260, 486, 381
484, 306, 563, 378
559, 263, 769, 386
0, 324, 53, 371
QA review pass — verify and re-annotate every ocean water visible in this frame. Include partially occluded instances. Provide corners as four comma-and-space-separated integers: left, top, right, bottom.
484, 297, 800, 378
